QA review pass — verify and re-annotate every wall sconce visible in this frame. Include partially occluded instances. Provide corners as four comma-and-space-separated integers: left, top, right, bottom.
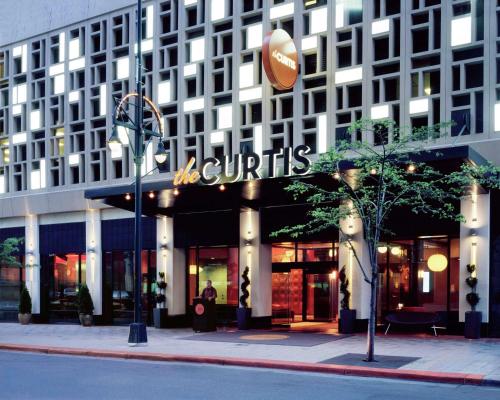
469, 229, 477, 237
244, 239, 252, 247
88, 248, 96, 254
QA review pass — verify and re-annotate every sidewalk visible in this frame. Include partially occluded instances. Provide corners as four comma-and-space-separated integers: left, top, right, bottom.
0, 323, 499, 386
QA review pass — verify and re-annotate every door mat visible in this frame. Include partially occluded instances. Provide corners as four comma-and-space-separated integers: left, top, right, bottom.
181, 330, 351, 347
320, 353, 421, 369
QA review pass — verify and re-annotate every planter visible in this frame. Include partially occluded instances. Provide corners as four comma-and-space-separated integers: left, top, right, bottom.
464, 311, 482, 339
339, 309, 356, 334
79, 314, 93, 327
18, 313, 31, 325
153, 308, 169, 329
236, 307, 252, 330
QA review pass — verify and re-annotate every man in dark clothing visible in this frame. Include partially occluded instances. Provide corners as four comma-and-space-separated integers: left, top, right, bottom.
201, 280, 218, 302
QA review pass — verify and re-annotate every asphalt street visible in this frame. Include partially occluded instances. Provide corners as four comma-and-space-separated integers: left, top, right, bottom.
1, 350, 499, 400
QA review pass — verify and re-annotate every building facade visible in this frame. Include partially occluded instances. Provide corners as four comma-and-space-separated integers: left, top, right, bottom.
0, 0, 499, 335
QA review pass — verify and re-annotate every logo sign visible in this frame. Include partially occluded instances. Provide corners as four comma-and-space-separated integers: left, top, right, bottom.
262, 29, 298, 90
174, 145, 312, 186
195, 303, 205, 315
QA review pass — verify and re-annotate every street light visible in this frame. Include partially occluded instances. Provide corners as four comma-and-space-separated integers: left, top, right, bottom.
107, 0, 167, 346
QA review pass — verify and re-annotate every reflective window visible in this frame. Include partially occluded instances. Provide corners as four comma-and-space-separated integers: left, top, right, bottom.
297, 242, 336, 262
272, 242, 296, 263
0, 256, 24, 312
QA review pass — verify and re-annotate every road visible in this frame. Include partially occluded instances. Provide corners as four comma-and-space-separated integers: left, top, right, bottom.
1, 351, 499, 400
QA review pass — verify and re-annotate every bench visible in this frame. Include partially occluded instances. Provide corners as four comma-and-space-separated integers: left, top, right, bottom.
384, 311, 442, 336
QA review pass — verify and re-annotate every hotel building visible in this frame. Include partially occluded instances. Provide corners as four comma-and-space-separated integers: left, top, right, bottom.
0, 0, 499, 336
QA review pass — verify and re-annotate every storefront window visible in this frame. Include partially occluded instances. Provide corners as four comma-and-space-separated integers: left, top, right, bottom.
377, 237, 459, 316
49, 253, 85, 316
272, 242, 338, 263
272, 242, 296, 263
0, 256, 24, 312
188, 247, 239, 306
297, 242, 337, 262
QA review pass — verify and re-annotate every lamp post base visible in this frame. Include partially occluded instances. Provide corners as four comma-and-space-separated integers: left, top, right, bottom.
128, 322, 148, 346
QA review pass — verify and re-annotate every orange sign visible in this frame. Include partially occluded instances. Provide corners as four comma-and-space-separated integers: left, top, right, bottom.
262, 29, 298, 90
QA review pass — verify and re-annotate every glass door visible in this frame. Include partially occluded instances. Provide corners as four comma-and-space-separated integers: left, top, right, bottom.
272, 272, 291, 324
305, 273, 333, 321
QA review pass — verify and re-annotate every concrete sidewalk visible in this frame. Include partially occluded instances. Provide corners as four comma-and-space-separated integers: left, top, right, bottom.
0, 323, 499, 386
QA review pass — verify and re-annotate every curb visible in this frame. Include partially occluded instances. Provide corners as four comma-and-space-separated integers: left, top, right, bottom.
0, 343, 496, 387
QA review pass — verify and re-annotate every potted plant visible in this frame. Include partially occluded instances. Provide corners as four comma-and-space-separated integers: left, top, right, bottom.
18, 285, 32, 325
153, 272, 168, 328
464, 263, 481, 339
338, 266, 356, 334
77, 284, 94, 327
237, 266, 251, 330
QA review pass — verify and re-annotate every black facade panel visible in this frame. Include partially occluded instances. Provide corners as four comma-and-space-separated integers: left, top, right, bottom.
39, 222, 85, 254
0, 227, 25, 253
489, 191, 500, 337
174, 210, 239, 247
101, 217, 156, 251
260, 205, 338, 244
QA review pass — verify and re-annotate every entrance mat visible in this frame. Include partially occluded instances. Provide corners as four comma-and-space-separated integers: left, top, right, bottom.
320, 353, 421, 369
181, 330, 351, 347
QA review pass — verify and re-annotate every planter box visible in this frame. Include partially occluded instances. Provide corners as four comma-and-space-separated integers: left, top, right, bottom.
236, 308, 252, 330
18, 313, 31, 325
339, 309, 356, 334
153, 308, 169, 329
464, 311, 482, 339
79, 314, 93, 327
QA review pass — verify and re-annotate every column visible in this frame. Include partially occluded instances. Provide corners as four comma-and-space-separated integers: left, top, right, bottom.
25, 214, 40, 314
459, 192, 490, 323
239, 209, 272, 326
157, 216, 185, 316
338, 212, 371, 324
86, 209, 102, 315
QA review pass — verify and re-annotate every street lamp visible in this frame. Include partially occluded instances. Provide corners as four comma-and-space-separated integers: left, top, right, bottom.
107, 0, 167, 346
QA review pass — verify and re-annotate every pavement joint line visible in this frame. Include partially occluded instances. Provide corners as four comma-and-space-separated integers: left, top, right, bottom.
0, 343, 498, 387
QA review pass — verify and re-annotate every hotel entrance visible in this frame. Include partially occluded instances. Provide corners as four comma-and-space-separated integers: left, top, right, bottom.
271, 242, 338, 326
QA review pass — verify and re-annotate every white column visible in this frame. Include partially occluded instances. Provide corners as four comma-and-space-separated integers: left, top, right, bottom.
25, 214, 40, 314
239, 209, 272, 318
157, 216, 185, 315
86, 209, 102, 315
459, 192, 490, 322
338, 213, 371, 320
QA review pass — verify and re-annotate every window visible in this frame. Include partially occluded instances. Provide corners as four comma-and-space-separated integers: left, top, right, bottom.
0, 254, 24, 313
188, 247, 239, 306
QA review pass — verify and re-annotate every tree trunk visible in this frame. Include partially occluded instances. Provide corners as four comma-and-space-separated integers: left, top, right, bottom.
366, 273, 378, 362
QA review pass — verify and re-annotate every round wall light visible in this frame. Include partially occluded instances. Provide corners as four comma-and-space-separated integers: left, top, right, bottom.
427, 254, 448, 272
390, 246, 401, 256
377, 246, 388, 254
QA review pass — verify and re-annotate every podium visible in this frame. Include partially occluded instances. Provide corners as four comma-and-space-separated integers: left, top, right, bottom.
192, 298, 216, 332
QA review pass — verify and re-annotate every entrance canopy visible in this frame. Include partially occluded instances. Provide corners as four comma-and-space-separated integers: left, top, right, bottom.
84, 145, 488, 217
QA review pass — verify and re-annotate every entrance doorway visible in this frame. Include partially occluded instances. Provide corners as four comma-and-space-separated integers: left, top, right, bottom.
272, 268, 338, 325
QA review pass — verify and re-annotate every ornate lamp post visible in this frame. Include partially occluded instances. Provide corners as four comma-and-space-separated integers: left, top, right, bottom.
108, 0, 167, 345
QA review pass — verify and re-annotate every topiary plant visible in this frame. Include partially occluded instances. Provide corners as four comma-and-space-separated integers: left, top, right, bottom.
465, 264, 479, 311
19, 285, 32, 314
77, 284, 94, 315
339, 266, 351, 310
239, 266, 250, 308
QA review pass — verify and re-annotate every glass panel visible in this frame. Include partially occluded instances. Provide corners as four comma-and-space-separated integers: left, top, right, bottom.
449, 239, 460, 311
50, 253, 80, 313
417, 238, 448, 312
272, 242, 295, 263
306, 273, 331, 321
297, 242, 335, 262
289, 269, 303, 322
272, 272, 290, 324
112, 251, 134, 322
0, 260, 22, 311
197, 247, 238, 305
188, 248, 197, 305
80, 254, 86, 285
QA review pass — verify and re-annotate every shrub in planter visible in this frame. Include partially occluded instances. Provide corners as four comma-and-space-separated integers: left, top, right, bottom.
77, 284, 94, 327
18, 285, 32, 325
237, 266, 251, 330
338, 266, 356, 334
154, 272, 168, 328
464, 264, 481, 339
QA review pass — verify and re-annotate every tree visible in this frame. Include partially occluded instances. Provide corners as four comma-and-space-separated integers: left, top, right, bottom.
273, 119, 500, 362
0, 237, 24, 267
